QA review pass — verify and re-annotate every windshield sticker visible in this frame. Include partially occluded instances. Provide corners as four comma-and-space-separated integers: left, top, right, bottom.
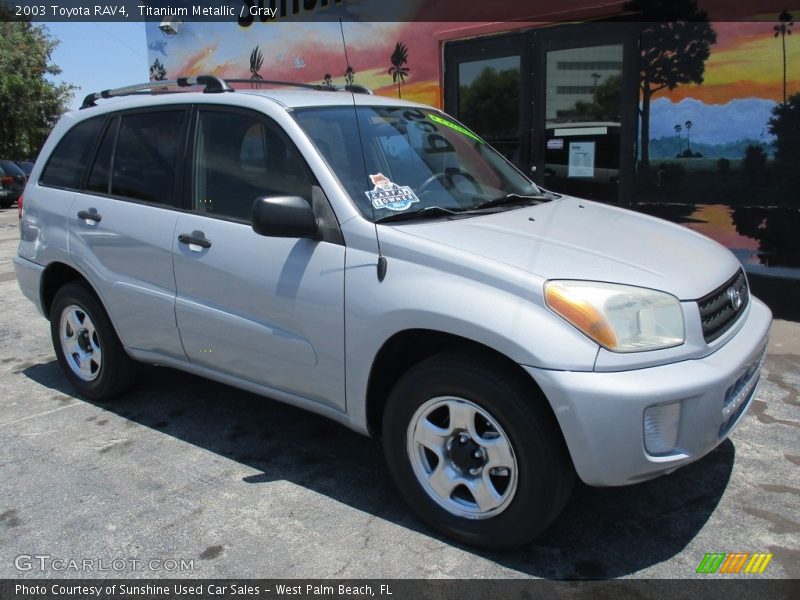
366, 173, 420, 211
427, 114, 483, 143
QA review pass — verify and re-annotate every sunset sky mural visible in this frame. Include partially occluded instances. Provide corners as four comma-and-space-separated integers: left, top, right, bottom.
654, 21, 799, 104
147, 21, 445, 106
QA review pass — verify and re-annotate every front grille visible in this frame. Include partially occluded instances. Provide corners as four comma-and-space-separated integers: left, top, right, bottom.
697, 269, 749, 343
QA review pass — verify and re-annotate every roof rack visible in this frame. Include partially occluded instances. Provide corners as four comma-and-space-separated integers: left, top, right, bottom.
80, 75, 373, 109
224, 78, 373, 95
81, 75, 232, 109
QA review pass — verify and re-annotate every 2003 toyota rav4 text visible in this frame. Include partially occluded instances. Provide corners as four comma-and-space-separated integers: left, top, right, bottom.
14, 76, 771, 548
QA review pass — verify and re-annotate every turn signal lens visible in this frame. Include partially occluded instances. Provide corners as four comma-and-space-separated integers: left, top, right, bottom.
544, 282, 617, 348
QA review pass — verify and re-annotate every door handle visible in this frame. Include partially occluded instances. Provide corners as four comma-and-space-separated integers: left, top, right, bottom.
77, 210, 101, 223
178, 233, 212, 249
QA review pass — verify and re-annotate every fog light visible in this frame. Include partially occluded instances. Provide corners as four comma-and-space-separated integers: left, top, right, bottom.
643, 402, 681, 455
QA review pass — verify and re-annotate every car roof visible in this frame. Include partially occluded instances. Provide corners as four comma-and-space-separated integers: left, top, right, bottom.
237, 89, 428, 109
68, 88, 429, 119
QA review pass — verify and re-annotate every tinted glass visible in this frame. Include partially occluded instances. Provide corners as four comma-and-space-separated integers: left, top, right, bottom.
458, 55, 520, 163
40, 118, 104, 189
543, 44, 623, 201
193, 110, 314, 221
111, 111, 184, 205
86, 118, 118, 194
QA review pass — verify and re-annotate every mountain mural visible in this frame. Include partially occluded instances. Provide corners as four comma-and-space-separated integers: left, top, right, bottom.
649, 97, 777, 147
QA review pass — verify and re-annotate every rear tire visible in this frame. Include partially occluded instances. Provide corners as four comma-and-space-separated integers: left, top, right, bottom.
381, 351, 574, 549
50, 282, 139, 400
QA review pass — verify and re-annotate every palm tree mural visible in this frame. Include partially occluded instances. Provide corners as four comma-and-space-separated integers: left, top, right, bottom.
624, 0, 716, 170
322, 73, 334, 89
774, 10, 794, 103
388, 42, 409, 99
249, 46, 264, 88
685, 120, 693, 152
344, 65, 355, 86
674, 123, 682, 155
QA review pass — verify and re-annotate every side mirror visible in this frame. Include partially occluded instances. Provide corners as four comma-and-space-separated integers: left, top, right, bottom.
251, 195, 318, 238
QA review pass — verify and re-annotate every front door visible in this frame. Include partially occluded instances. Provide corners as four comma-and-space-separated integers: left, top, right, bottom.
445, 23, 638, 204
172, 106, 347, 410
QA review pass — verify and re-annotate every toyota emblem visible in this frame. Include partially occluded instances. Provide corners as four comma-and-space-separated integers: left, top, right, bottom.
727, 286, 743, 310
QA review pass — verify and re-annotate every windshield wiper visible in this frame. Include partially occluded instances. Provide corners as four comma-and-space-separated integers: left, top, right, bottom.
375, 205, 465, 224
471, 193, 551, 212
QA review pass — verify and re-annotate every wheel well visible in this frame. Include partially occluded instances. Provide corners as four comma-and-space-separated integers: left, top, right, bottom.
40, 263, 88, 320
366, 329, 553, 438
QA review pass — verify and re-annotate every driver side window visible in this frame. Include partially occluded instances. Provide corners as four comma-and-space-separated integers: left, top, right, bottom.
193, 109, 315, 221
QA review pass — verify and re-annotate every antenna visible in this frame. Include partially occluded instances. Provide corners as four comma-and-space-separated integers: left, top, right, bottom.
339, 18, 387, 282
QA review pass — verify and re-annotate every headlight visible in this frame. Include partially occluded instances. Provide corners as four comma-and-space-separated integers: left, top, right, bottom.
544, 280, 685, 352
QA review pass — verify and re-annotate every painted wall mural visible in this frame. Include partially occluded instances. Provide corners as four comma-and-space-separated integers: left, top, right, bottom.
645, 19, 799, 162
632, 10, 800, 275
145, 20, 445, 106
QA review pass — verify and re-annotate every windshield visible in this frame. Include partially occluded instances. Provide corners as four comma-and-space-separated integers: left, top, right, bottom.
292, 106, 543, 222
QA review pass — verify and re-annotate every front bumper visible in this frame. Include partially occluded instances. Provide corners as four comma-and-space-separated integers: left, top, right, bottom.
525, 297, 772, 486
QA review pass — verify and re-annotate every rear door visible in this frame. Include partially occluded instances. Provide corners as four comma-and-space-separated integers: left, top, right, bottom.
68, 108, 188, 360
172, 106, 346, 410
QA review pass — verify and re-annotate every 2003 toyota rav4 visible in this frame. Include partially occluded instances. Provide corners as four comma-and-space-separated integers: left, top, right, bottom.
14, 76, 771, 548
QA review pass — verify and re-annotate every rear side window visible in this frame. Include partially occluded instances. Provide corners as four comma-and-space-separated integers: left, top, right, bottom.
111, 111, 185, 205
40, 118, 104, 189
86, 118, 118, 194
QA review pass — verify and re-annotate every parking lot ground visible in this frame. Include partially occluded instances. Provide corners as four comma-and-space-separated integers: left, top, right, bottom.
0, 206, 798, 579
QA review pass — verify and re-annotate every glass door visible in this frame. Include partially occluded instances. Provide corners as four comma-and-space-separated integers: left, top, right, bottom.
445, 23, 638, 204
444, 33, 529, 170
533, 24, 639, 203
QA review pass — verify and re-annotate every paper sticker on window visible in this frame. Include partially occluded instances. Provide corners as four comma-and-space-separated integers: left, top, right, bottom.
547, 138, 564, 150
427, 114, 483, 143
568, 141, 595, 178
365, 173, 420, 211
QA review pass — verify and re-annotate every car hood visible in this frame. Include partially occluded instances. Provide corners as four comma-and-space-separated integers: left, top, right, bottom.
393, 197, 741, 300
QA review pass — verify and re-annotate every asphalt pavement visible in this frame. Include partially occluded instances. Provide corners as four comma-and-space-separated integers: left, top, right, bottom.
0, 205, 797, 579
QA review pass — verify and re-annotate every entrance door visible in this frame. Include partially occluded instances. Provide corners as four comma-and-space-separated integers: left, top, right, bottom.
444, 34, 529, 170
445, 23, 638, 204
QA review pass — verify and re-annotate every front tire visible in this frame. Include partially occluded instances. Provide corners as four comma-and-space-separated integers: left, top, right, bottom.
382, 351, 574, 549
50, 282, 139, 400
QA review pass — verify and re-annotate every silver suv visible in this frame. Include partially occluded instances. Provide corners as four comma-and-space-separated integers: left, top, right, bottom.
14, 76, 772, 549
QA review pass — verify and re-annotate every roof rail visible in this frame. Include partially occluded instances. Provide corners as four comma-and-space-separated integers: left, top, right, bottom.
80, 74, 374, 110
225, 79, 373, 95
80, 75, 233, 109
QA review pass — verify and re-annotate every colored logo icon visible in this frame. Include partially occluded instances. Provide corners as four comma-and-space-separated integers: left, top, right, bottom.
696, 552, 773, 574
